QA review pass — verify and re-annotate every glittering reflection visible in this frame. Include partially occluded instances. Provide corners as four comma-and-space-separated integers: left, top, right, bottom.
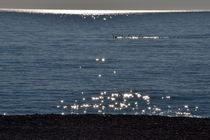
61, 112, 65, 115
95, 57, 106, 62
113, 70, 117, 74
56, 91, 200, 117
81, 15, 113, 21
98, 74, 102, 78
54, 54, 201, 117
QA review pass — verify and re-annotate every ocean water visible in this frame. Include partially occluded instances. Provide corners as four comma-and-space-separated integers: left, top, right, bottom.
0, 10, 210, 117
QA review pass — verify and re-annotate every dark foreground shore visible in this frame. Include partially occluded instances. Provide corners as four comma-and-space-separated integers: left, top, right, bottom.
0, 114, 210, 140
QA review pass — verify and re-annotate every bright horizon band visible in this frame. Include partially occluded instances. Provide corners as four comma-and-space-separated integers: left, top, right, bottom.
0, 8, 210, 15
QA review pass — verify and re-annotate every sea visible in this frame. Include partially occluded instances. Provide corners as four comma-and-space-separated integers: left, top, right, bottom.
0, 9, 210, 117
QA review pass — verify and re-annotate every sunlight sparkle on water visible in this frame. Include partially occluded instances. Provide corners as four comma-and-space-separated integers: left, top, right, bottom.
113, 70, 117, 74
57, 89, 200, 117
55, 51, 201, 117
95, 57, 106, 62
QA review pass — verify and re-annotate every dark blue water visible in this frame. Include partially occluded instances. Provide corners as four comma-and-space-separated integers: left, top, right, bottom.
0, 11, 210, 117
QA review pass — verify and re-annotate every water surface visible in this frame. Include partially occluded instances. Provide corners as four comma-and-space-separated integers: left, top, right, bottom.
0, 10, 210, 117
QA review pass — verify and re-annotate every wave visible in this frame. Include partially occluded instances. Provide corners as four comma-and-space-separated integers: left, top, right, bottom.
113, 35, 165, 40
0, 9, 210, 15
113, 34, 210, 40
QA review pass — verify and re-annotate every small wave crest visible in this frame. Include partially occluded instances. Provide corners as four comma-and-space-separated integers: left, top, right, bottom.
113, 34, 210, 40
113, 35, 166, 40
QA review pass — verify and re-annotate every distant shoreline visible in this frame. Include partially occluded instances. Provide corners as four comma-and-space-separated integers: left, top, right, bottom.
0, 9, 210, 15
0, 114, 210, 139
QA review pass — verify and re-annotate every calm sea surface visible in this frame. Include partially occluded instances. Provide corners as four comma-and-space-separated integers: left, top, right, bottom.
0, 11, 210, 117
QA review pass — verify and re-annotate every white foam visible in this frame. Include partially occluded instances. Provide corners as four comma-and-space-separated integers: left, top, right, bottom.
0, 9, 209, 15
